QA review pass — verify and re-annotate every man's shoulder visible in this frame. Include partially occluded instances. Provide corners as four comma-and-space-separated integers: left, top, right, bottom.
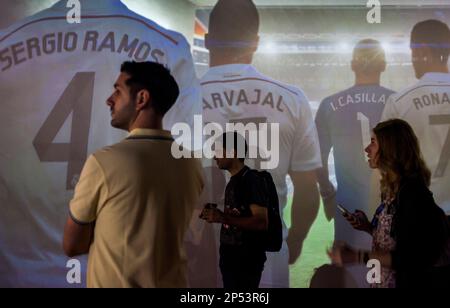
316, 87, 355, 115
91, 142, 123, 162
202, 66, 307, 100
252, 70, 308, 102
91, 138, 141, 158
242, 168, 268, 185
389, 80, 426, 104
379, 86, 396, 96
0, 2, 188, 48
110, 6, 188, 47
322, 86, 355, 102
125, 11, 187, 46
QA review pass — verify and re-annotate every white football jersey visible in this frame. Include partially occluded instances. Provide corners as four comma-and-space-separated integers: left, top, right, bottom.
382, 72, 450, 215
199, 64, 322, 288
0, 0, 200, 287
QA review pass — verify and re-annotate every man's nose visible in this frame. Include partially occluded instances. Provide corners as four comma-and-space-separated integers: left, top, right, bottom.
106, 97, 113, 107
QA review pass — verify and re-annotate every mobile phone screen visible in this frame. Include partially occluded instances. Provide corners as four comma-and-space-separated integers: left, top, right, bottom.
337, 204, 349, 215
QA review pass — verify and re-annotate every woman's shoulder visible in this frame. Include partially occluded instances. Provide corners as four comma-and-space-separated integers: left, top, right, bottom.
399, 174, 430, 194
396, 174, 436, 212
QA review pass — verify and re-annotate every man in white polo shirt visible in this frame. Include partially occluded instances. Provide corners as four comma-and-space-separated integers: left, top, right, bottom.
63, 61, 203, 288
198, 0, 322, 288
0, 0, 200, 287
381, 19, 450, 219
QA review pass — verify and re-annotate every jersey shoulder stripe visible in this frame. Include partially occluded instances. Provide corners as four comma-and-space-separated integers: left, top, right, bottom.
320, 86, 355, 103
394, 84, 450, 103
0, 14, 179, 45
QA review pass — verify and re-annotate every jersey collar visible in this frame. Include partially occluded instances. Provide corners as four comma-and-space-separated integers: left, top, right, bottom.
205, 64, 257, 79
420, 72, 450, 83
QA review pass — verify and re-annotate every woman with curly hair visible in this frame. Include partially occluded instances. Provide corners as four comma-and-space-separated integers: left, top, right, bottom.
329, 119, 450, 288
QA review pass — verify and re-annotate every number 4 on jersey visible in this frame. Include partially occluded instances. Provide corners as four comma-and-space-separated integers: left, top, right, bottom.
33, 72, 95, 190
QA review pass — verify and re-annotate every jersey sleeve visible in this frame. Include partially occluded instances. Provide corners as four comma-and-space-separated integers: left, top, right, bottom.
315, 98, 333, 165
69, 154, 108, 224
290, 92, 322, 172
381, 94, 399, 122
163, 35, 202, 134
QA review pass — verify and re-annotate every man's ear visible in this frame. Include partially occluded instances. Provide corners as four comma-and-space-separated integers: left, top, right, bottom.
351, 60, 357, 73
255, 35, 260, 47
380, 60, 387, 73
414, 47, 430, 63
251, 35, 260, 53
136, 89, 151, 111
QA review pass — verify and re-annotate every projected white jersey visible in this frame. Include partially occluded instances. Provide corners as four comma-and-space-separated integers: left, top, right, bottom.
382, 72, 450, 215
0, 0, 200, 287
200, 64, 322, 288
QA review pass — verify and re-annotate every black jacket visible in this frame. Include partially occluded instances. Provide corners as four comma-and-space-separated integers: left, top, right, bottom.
390, 175, 450, 287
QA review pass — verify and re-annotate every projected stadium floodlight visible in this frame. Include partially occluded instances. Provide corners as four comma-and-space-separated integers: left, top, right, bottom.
399, 41, 411, 54
381, 42, 391, 53
259, 41, 277, 54
338, 42, 351, 53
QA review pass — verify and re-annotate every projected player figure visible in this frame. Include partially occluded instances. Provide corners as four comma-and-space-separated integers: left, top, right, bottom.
316, 39, 395, 251
315, 39, 395, 287
380, 20, 450, 220
200, 0, 322, 288
0, 0, 200, 287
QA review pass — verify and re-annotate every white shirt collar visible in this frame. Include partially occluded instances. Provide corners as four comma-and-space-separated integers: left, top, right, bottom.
420, 72, 450, 83
205, 64, 256, 78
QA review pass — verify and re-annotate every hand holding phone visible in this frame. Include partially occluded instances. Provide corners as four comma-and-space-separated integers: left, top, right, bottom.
339, 206, 372, 234
337, 204, 350, 216
205, 203, 218, 209
199, 203, 218, 219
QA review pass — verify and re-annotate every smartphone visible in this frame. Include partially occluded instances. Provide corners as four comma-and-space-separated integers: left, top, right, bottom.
199, 203, 218, 219
337, 204, 351, 215
205, 203, 218, 209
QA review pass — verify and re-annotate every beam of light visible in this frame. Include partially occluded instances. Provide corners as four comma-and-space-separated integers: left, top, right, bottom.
337, 42, 351, 54
259, 41, 278, 54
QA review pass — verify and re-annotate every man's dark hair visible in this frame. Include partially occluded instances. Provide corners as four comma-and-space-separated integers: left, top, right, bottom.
208, 0, 259, 49
411, 19, 450, 63
120, 61, 179, 116
221, 132, 248, 162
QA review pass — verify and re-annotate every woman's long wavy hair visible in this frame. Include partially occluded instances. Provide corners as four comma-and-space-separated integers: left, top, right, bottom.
373, 119, 431, 201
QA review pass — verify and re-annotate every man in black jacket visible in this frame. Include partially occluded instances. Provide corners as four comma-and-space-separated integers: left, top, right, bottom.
200, 132, 269, 289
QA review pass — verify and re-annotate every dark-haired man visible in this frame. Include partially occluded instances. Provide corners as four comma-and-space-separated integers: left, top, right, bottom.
201, 132, 269, 288
63, 61, 203, 288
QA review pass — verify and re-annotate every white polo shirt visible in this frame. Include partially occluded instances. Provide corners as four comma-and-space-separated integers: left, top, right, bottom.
382, 72, 450, 215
